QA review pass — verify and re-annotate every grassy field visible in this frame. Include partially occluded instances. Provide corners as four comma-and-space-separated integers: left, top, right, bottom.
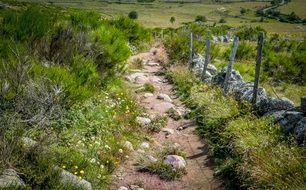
277, 0, 306, 18
16, 0, 306, 35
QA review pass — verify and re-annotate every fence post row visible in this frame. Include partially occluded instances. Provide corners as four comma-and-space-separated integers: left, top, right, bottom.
189, 32, 193, 67
201, 38, 211, 81
252, 32, 265, 105
223, 36, 239, 95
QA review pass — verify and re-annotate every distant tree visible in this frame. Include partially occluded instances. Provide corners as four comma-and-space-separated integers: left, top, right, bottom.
240, 8, 247, 15
219, 18, 226, 23
170, 16, 175, 24
128, 11, 138, 20
288, 12, 301, 22
195, 15, 207, 22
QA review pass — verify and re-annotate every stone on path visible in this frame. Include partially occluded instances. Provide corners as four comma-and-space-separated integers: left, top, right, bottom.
146, 155, 158, 163
157, 93, 173, 103
151, 102, 174, 113
124, 141, 134, 151
166, 107, 183, 120
140, 142, 150, 149
147, 62, 159, 66
164, 155, 186, 169
0, 169, 25, 188
130, 184, 145, 190
143, 93, 154, 98
161, 128, 175, 135
118, 186, 128, 190
135, 76, 149, 84
136, 117, 151, 126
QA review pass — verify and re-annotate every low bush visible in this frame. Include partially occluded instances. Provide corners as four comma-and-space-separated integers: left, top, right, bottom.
128, 11, 138, 20
223, 41, 255, 61
195, 15, 207, 22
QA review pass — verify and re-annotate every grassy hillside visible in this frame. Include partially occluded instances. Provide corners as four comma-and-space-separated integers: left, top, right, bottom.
0, 2, 152, 189
278, 0, 306, 18
14, 0, 306, 35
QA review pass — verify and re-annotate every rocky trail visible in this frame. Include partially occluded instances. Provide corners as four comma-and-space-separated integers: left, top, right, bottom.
110, 46, 223, 190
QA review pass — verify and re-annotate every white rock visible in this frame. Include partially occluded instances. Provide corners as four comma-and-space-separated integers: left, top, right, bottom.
137, 149, 145, 154
151, 102, 174, 113
147, 62, 159, 66
157, 94, 173, 103
161, 128, 174, 135
140, 142, 150, 149
136, 117, 151, 126
143, 93, 154, 98
164, 155, 186, 169
123, 141, 134, 151
147, 155, 158, 163
21, 137, 37, 148
118, 186, 128, 190
0, 169, 25, 188
60, 169, 92, 190
135, 76, 149, 84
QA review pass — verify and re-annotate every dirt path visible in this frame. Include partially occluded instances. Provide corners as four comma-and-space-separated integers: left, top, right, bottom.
110, 46, 223, 190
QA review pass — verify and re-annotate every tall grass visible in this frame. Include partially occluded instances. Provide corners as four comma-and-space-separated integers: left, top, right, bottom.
166, 65, 306, 189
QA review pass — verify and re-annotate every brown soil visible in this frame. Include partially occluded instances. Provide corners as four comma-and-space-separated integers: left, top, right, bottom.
110, 46, 223, 190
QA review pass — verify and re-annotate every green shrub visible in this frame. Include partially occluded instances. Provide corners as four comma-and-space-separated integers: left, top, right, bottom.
109, 16, 151, 48
128, 11, 138, 20
223, 41, 255, 61
195, 15, 207, 22
70, 11, 102, 31
236, 26, 266, 41
1, 6, 56, 41
219, 18, 226, 23
92, 25, 131, 77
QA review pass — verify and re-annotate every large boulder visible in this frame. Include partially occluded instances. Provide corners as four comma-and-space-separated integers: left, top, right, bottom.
163, 155, 186, 169
231, 82, 268, 104
0, 169, 25, 188
192, 54, 205, 75
192, 55, 217, 78
257, 97, 295, 115
212, 67, 243, 87
294, 117, 306, 144
60, 169, 92, 190
274, 111, 304, 135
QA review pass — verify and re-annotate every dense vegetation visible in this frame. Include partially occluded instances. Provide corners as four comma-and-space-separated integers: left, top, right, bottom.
0, 2, 151, 189
166, 65, 306, 190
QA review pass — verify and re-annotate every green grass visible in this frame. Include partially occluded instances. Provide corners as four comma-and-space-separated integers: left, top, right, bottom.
278, 0, 306, 19
166, 65, 306, 189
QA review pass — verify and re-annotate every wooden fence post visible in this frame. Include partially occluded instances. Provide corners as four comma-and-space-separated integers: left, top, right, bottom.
301, 96, 306, 114
252, 32, 265, 105
223, 36, 239, 95
161, 29, 164, 40
189, 32, 193, 67
201, 38, 210, 81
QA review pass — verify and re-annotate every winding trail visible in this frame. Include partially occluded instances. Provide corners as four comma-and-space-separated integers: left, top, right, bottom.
110, 46, 223, 190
